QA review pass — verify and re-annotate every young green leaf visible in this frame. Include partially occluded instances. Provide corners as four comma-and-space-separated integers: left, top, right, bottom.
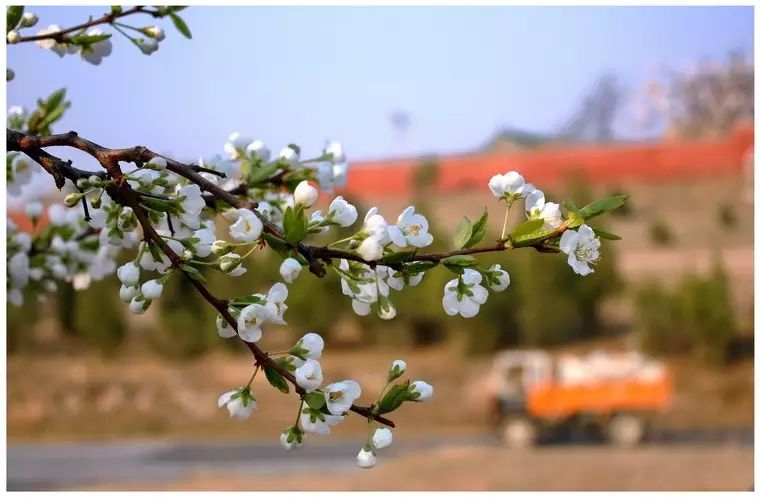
592, 227, 622, 240
578, 195, 629, 220
509, 218, 544, 239
464, 208, 488, 248
283, 206, 307, 244
453, 216, 473, 249
169, 12, 192, 39
376, 381, 411, 414
7, 6, 23, 32
304, 391, 325, 410
264, 366, 290, 394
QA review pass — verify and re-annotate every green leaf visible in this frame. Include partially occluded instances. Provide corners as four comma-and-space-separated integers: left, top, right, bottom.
453, 216, 473, 249
566, 211, 584, 229
247, 161, 279, 185
382, 249, 418, 265
43, 88, 67, 113
592, 228, 622, 240
283, 206, 307, 244
304, 391, 325, 410
69, 33, 112, 45
578, 195, 629, 220
464, 208, 488, 248
511, 227, 559, 246
509, 218, 544, 239
264, 366, 289, 394
441, 254, 477, 272
180, 264, 205, 283
376, 381, 410, 415
404, 260, 438, 274
262, 232, 289, 255
7, 6, 23, 32
169, 12, 192, 39
564, 200, 583, 217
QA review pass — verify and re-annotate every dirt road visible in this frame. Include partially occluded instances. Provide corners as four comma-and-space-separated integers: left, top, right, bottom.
8, 430, 753, 491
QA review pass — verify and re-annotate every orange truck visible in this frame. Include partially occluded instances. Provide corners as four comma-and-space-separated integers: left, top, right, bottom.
485, 350, 672, 447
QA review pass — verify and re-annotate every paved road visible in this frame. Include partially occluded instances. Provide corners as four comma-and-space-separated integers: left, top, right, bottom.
7, 428, 752, 491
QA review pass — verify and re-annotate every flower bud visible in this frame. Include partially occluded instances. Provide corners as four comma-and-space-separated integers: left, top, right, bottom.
141, 279, 164, 300
7, 68, 15, 81
129, 296, 150, 314
136, 37, 158, 55
25, 202, 43, 220
20, 12, 39, 28
143, 26, 165, 41
371, 428, 393, 450
117, 261, 140, 286
245, 140, 271, 163
408, 380, 433, 402
211, 240, 231, 255
6, 30, 20, 44
219, 252, 243, 273
145, 156, 167, 171
356, 448, 376, 469
293, 180, 318, 207
279, 257, 302, 284
280, 426, 304, 450
76, 178, 91, 190
64, 193, 83, 207
119, 285, 139, 302
387, 360, 406, 382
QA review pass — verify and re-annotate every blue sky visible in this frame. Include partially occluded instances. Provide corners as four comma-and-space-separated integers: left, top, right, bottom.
7, 6, 754, 165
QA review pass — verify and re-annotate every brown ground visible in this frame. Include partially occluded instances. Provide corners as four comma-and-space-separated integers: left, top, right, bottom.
7, 344, 753, 442
89, 444, 753, 491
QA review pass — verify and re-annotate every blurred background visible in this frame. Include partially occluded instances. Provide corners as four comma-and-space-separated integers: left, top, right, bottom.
6, 5, 754, 491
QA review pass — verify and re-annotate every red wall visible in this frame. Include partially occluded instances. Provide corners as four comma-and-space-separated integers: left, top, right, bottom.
342, 125, 754, 198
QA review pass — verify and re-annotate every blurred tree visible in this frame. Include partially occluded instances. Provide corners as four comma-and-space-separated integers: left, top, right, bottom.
638, 52, 753, 139
561, 74, 622, 143
635, 258, 736, 366
74, 278, 126, 356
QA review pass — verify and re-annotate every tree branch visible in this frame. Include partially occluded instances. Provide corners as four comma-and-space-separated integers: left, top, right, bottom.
15, 6, 161, 43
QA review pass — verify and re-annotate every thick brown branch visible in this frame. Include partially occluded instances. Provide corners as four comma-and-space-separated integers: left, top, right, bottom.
10, 128, 394, 428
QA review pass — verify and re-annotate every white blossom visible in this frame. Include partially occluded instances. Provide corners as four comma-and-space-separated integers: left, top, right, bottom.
218, 388, 257, 420
224, 132, 252, 160
487, 264, 510, 292
216, 313, 237, 338
525, 189, 563, 230
559, 224, 601, 276
280, 428, 303, 450
229, 208, 263, 243
7, 30, 20, 44
237, 303, 267, 342
327, 196, 358, 227
488, 171, 532, 201
278, 145, 299, 165
79, 28, 112, 65
292, 332, 324, 359
324, 380, 361, 415
300, 408, 343, 435
393, 206, 433, 248
245, 140, 271, 162
294, 359, 323, 392
25, 202, 43, 220
442, 268, 489, 318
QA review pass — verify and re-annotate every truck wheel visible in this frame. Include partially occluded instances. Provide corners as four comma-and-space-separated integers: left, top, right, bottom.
501, 415, 537, 448
607, 414, 645, 447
